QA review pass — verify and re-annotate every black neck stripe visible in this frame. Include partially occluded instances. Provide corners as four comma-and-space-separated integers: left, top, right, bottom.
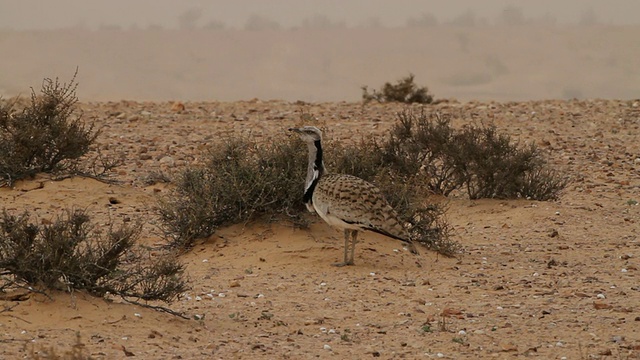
314, 140, 323, 170
303, 177, 318, 203
304, 139, 324, 204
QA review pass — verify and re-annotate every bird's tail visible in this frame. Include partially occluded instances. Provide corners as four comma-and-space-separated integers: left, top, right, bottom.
368, 226, 420, 255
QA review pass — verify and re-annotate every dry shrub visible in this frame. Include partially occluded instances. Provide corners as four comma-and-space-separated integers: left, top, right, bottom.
384, 109, 568, 200
362, 74, 434, 104
0, 209, 186, 303
329, 143, 458, 256
158, 109, 565, 256
328, 138, 386, 181
158, 136, 308, 248
159, 132, 457, 255
450, 122, 567, 200
0, 72, 99, 187
380, 110, 464, 196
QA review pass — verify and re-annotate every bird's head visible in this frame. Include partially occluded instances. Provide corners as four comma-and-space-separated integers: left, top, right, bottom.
288, 126, 322, 143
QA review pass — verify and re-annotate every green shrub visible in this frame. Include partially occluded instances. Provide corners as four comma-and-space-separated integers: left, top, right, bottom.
0, 209, 187, 303
0, 73, 98, 187
362, 74, 434, 104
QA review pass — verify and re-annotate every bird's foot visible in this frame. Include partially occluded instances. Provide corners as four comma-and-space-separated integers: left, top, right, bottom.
332, 261, 354, 267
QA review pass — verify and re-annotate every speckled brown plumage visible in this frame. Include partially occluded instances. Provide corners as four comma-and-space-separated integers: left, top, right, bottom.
312, 174, 411, 242
290, 125, 419, 266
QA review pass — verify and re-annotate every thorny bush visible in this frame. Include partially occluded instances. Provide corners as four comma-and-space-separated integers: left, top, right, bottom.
0, 72, 99, 187
0, 209, 187, 303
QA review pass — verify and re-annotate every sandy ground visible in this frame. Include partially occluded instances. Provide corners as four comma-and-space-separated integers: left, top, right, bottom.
1, 99, 640, 359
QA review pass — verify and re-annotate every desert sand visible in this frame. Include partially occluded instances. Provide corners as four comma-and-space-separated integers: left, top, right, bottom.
1, 98, 639, 359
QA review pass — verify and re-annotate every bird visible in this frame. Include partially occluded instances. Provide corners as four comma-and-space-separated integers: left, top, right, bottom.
289, 125, 419, 266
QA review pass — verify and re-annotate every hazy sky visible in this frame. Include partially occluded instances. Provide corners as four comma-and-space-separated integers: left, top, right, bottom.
1, 0, 639, 30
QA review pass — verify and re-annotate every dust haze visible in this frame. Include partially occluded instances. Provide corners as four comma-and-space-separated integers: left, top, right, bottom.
1, 0, 639, 102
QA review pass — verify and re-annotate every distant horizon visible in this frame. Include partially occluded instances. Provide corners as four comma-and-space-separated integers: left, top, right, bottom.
1, 0, 639, 31
2, 25, 638, 102
3, 21, 637, 33
2, 2, 638, 102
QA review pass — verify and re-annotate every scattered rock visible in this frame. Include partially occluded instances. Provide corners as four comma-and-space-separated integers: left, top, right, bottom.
593, 301, 613, 310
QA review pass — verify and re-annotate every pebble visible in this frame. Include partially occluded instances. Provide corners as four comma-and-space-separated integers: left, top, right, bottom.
323, 344, 332, 351
612, 335, 624, 343
159, 156, 175, 166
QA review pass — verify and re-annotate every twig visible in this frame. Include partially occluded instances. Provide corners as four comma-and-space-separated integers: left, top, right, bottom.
53, 172, 123, 185
0, 279, 53, 301
105, 315, 127, 324
1, 303, 20, 314
119, 296, 190, 320
1, 303, 31, 324
5, 313, 32, 325
0, 338, 26, 344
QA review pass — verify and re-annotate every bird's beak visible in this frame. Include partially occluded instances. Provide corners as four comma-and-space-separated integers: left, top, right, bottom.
288, 127, 301, 133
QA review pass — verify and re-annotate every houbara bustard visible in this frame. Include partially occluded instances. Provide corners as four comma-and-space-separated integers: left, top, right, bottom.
289, 126, 419, 266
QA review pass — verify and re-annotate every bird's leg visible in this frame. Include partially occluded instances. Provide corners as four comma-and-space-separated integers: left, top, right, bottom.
333, 229, 353, 267
347, 230, 358, 266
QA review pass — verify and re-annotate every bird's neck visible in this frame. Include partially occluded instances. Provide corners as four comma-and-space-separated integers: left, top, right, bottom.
304, 139, 325, 199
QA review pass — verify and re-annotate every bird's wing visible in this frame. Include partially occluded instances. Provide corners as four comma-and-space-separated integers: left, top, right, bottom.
314, 174, 409, 241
